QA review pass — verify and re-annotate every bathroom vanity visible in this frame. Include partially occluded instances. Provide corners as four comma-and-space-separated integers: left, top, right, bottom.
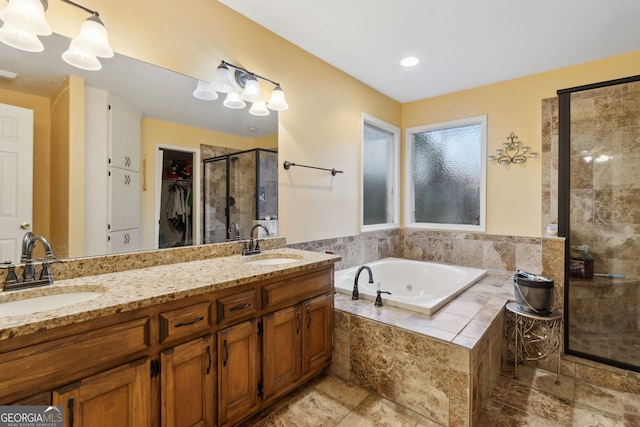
0, 248, 339, 427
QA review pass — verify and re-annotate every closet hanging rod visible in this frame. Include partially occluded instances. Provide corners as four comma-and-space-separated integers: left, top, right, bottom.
283, 160, 343, 176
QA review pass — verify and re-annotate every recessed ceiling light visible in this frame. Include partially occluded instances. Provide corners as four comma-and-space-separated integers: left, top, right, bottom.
400, 56, 420, 67
247, 126, 258, 132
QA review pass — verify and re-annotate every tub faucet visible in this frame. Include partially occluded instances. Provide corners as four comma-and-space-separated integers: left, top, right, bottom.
374, 289, 392, 307
352, 265, 373, 300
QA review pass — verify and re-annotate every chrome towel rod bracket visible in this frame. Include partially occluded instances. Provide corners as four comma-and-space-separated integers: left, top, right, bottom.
283, 160, 343, 176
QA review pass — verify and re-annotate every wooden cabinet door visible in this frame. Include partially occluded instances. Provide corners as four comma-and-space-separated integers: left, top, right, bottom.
217, 320, 259, 426
161, 335, 214, 427
52, 358, 150, 427
262, 305, 302, 399
302, 293, 333, 374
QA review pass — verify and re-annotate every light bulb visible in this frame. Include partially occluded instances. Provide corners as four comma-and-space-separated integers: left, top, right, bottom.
267, 85, 288, 111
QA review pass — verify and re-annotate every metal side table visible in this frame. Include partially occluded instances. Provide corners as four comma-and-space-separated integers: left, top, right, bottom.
506, 302, 562, 384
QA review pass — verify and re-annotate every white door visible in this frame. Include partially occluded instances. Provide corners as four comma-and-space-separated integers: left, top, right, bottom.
0, 103, 33, 263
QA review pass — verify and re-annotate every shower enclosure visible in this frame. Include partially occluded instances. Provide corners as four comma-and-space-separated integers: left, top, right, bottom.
559, 74, 640, 372
203, 148, 277, 243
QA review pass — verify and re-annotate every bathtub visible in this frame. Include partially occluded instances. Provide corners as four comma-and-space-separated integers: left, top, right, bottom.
334, 258, 487, 315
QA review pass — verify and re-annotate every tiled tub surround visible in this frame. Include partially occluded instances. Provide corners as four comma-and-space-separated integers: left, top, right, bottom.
289, 230, 552, 279
288, 230, 566, 312
332, 270, 511, 426
334, 258, 487, 315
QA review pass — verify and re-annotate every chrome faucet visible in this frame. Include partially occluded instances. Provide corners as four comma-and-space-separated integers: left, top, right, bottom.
352, 265, 374, 300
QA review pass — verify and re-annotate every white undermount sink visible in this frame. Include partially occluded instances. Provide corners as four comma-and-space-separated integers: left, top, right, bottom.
243, 253, 303, 266
0, 286, 106, 317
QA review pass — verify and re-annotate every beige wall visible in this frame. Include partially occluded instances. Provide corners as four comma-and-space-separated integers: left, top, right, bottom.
44, 1, 639, 244
403, 51, 640, 237
46, 0, 400, 245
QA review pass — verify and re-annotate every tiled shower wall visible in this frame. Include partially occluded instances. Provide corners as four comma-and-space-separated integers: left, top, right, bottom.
542, 90, 640, 342
567, 82, 640, 278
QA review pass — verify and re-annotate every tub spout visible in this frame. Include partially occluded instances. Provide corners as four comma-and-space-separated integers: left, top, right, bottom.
353, 265, 373, 300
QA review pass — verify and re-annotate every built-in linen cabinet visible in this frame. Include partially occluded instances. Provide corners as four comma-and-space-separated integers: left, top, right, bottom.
0, 264, 335, 427
84, 87, 142, 256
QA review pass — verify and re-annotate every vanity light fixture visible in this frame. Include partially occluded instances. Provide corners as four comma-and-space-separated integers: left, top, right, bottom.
0, 0, 113, 71
192, 80, 219, 101
193, 60, 289, 116
0, 0, 51, 51
488, 131, 537, 165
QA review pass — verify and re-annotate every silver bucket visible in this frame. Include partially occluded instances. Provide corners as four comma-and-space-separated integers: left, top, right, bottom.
513, 271, 554, 315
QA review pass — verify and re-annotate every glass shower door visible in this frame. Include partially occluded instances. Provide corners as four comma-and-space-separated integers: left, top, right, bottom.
203, 157, 229, 243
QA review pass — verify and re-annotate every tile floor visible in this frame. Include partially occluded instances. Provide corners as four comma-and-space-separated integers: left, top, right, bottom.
239, 362, 637, 427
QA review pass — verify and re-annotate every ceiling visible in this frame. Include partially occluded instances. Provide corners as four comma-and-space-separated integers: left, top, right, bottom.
219, 0, 640, 103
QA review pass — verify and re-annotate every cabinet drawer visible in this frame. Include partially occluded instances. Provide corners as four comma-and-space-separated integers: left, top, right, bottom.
217, 290, 258, 324
160, 302, 211, 343
0, 317, 150, 403
262, 268, 333, 310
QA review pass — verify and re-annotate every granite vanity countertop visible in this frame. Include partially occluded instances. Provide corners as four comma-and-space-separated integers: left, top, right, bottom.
0, 248, 341, 341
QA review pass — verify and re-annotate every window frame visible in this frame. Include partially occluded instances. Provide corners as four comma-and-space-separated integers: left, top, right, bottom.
404, 115, 487, 232
360, 113, 400, 232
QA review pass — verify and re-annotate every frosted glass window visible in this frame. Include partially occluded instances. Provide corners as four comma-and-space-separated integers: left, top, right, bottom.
361, 115, 399, 231
405, 116, 486, 232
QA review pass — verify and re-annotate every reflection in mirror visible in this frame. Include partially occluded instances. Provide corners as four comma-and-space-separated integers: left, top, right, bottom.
0, 32, 278, 262
203, 148, 278, 244
559, 74, 640, 372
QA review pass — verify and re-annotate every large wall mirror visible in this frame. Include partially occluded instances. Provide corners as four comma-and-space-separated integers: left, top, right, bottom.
0, 33, 278, 261
558, 74, 640, 372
